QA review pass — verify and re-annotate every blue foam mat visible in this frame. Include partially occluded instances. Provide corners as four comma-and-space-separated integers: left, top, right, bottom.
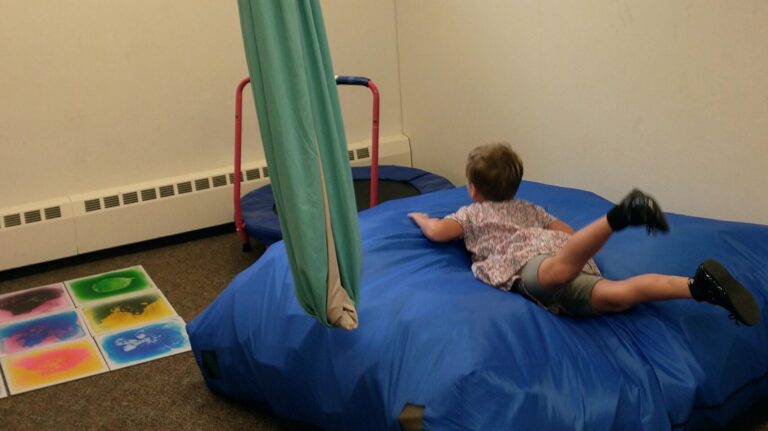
189, 181, 768, 430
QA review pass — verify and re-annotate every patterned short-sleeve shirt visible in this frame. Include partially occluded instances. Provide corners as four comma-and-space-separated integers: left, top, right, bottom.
446, 199, 600, 291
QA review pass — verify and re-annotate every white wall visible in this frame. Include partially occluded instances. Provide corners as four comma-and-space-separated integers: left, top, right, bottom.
0, 1, 402, 208
4, 1, 766, 225
395, 0, 768, 224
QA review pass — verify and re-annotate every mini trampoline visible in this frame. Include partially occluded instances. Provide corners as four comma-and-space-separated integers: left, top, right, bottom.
241, 165, 453, 246
232, 75, 454, 249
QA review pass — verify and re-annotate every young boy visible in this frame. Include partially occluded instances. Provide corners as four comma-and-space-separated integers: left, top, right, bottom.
408, 143, 760, 325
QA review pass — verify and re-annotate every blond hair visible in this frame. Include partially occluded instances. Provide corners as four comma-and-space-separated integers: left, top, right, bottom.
465, 142, 524, 201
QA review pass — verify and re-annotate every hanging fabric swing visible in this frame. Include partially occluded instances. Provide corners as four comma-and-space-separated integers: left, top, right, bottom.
236, 0, 361, 329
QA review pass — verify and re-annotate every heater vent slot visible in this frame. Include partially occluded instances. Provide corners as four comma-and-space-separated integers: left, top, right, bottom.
262, 167, 269, 177
103, 195, 120, 209
159, 185, 175, 198
229, 172, 244, 184
177, 182, 193, 194
141, 188, 157, 202
348, 150, 355, 161
44, 206, 62, 220
245, 169, 261, 181
4, 214, 21, 228
194, 178, 210, 191
122, 192, 139, 205
24, 210, 42, 224
85, 199, 102, 212
212, 175, 227, 188
356, 148, 370, 160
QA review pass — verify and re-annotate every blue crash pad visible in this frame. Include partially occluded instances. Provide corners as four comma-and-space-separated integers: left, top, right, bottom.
188, 181, 768, 430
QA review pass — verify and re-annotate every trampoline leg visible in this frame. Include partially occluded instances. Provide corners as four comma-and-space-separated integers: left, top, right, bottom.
237, 228, 253, 252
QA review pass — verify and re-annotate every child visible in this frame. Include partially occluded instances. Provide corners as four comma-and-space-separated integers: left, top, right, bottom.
408, 142, 760, 325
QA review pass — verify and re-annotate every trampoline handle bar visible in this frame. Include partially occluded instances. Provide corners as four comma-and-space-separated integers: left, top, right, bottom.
335, 75, 370, 86
368, 80, 380, 208
336, 75, 380, 207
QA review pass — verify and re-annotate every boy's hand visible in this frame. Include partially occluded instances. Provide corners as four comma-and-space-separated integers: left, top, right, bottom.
407, 212, 463, 242
408, 212, 430, 224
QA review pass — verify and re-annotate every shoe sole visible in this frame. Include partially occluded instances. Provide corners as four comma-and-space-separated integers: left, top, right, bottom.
704, 259, 760, 326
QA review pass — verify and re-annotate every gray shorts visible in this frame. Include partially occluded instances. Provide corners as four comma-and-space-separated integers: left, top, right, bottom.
517, 254, 603, 317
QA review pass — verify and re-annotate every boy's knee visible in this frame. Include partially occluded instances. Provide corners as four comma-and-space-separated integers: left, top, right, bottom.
591, 288, 633, 314
539, 259, 578, 288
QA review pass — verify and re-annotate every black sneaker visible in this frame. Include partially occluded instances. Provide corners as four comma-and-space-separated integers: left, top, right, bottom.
608, 189, 670, 234
689, 259, 760, 326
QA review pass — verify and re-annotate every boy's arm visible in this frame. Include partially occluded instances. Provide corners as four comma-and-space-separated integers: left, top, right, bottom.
547, 219, 574, 234
408, 212, 464, 242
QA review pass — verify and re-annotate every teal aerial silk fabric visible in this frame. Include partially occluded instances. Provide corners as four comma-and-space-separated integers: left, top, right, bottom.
237, 0, 361, 329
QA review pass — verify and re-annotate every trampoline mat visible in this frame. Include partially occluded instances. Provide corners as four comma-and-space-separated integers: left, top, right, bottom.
271, 180, 422, 214
246, 165, 454, 246
354, 179, 420, 211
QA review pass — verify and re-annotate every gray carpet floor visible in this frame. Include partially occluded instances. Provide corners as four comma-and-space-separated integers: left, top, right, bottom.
0, 228, 766, 430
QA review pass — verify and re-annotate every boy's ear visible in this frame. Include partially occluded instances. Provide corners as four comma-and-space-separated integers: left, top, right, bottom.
468, 183, 479, 201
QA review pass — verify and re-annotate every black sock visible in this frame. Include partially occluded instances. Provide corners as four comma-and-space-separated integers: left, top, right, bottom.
606, 205, 628, 231
687, 277, 700, 300
687, 272, 713, 302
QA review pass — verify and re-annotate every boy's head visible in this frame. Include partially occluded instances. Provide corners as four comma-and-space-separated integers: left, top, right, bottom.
465, 142, 523, 202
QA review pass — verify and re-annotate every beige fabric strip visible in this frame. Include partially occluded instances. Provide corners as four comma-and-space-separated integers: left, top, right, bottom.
399, 404, 425, 431
317, 153, 358, 329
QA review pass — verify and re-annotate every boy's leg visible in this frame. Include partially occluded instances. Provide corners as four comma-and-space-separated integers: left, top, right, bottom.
537, 217, 612, 289
590, 274, 691, 313
591, 261, 760, 326
538, 189, 669, 290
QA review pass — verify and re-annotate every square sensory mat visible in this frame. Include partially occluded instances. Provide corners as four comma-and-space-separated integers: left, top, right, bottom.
96, 318, 190, 370
80, 290, 178, 336
0, 284, 74, 325
65, 265, 156, 305
0, 310, 88, 357
0, 337, 108, 395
